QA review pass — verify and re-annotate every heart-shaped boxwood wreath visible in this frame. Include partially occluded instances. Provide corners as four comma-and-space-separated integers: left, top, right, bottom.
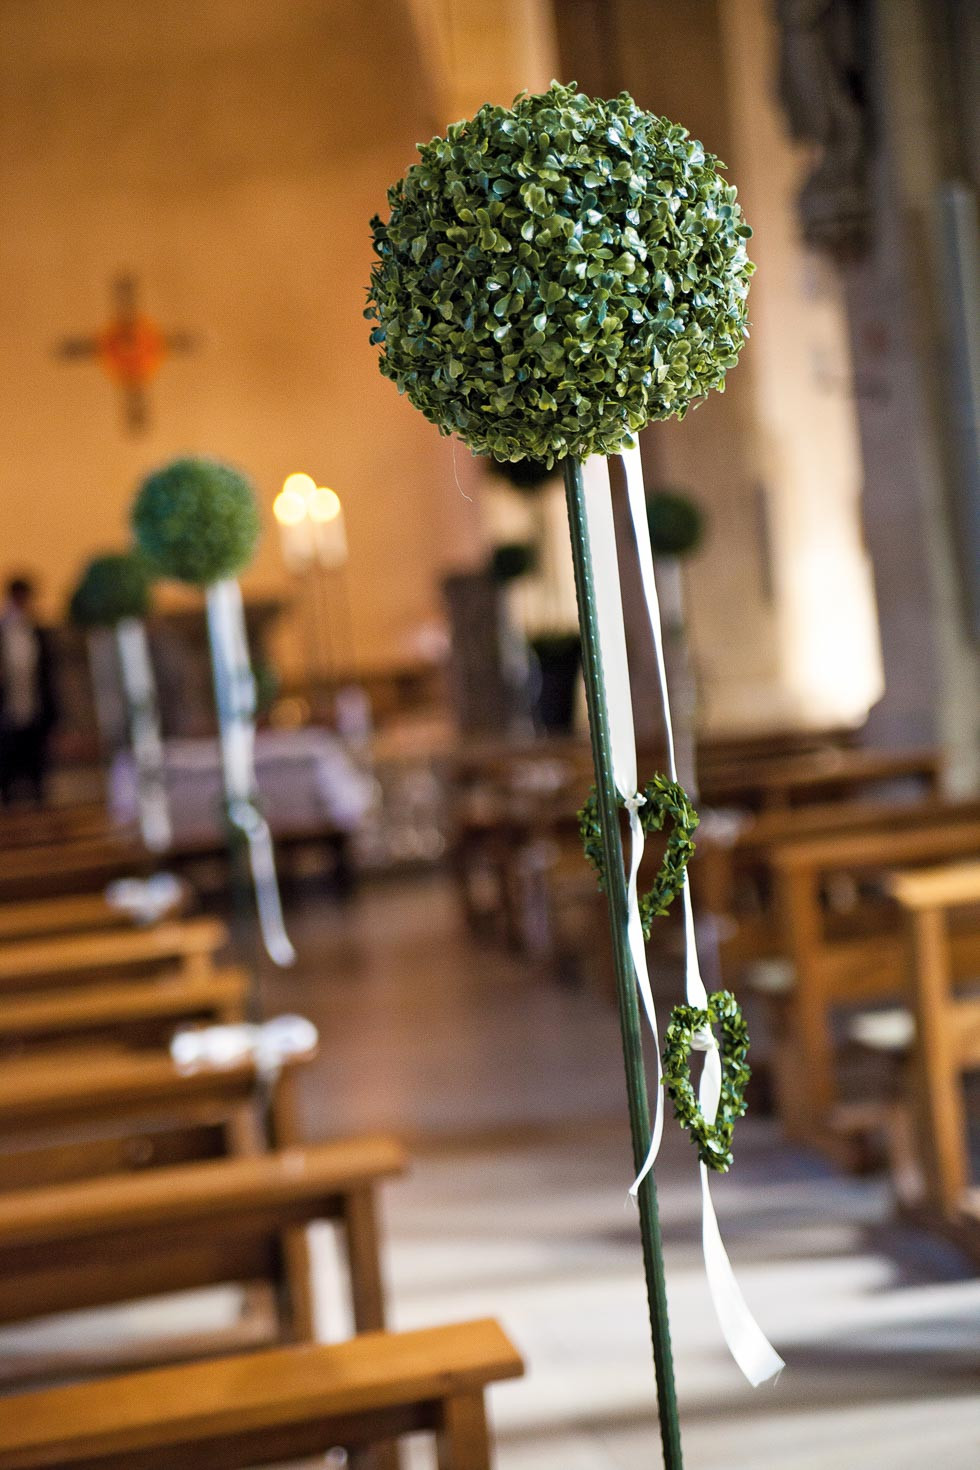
662, 990, 750, 1172
579, 774, 698, 938
132, 457, 261, 587
366, 80, 754, 466
68, 552, 153, 628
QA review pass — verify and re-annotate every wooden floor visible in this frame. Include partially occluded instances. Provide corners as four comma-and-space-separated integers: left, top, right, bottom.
3, 873, 978, 1469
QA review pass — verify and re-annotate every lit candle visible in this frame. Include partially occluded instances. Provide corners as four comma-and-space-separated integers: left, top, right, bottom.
308, 485, 348, 569
273, 473, 315, 571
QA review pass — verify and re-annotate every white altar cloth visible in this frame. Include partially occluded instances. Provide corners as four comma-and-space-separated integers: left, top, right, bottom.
110, 728, 373, 846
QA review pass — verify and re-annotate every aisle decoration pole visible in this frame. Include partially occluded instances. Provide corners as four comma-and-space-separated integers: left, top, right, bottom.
366, 82, 783, 1464
132, 456, 296, 967
69, 551, 171, 852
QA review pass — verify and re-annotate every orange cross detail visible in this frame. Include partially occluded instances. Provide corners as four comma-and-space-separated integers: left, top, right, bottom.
57, 274, 197, 434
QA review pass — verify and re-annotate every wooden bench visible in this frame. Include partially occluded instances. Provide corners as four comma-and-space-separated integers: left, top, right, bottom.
0, 916, 227, 994
0, 887, 188, 944
697, 796, 980, 982
0, 835, 151, 902
0, 1139, 405, 1348
0, 1318, 522, 1469
0, 968, 247, 1054
697, 744, 942, 812
885, 862, 980, 1246
766, 818, 980, 1164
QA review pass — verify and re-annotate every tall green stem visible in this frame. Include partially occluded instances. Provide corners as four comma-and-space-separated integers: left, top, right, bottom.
563, 456, 684, 1470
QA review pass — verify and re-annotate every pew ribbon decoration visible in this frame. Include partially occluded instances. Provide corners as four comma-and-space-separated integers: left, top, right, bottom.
583, 444, 783, 1387
171, 1013, 318, 1083
132, 456, 295, 968
206, 578, 297, 968
105, 872, 184, 925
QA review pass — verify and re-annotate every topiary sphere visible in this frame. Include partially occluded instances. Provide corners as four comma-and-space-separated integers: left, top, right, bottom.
646, 489, 705, 557
367, 81, 754, 467
68, 552, 153, 628
489, 540, 538, 583
132, 456, 261, 585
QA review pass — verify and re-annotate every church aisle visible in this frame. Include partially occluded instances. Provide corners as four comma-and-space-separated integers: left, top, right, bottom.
267, 876, 980, 1470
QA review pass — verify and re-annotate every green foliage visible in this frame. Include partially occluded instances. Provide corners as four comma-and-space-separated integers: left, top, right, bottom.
579, 773, 698, 938
367, 80, 754, 466
489, 541, 538, 583
132, 456, 261, 586
646, 487, 705, 557
68, 552, 153, 628
662, 990, 751, 1172
485, 456, 557, 493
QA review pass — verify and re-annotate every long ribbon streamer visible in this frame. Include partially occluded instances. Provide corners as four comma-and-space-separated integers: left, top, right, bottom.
205, 579, 296, 967
115, 617, 172, 854
585, 447, 783, 1387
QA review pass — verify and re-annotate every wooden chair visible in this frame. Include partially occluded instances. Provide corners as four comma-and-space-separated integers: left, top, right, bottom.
764, 815, 980, 1164
0, 1139, 405, 1359
0, 886, 189, 944
885, 862, 980, 1244
0, 916, 227, 995
0, 1318, 523, 1469
0, 967, 248, 1055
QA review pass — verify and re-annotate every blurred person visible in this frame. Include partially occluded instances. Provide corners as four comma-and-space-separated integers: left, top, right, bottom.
0, 576, 58, 805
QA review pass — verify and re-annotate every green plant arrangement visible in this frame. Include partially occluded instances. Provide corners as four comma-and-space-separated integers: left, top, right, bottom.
662, 990, 750, 1172
368, 81, 773, 1462
366, 81, 753, 466
646, 487, 705, 557
579, 775, 699, 937
69, 552, 153, 627
132, 456, 261, 586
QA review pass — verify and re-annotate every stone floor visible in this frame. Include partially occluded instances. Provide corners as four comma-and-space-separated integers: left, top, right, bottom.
3, 872, 978, 1468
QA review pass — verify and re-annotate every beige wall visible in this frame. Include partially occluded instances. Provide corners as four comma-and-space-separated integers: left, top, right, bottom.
0, 0, 485, 675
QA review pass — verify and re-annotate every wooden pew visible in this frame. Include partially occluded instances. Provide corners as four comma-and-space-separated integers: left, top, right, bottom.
0, 834, 151, 902
0, 1139, 405, 1349
766, 816, 980, 1164
0, 916, 227, 994
697, 744, 941, 812
0, 802, 115, 851
697, 796, 980, 982
0, 968, 248, 1054
0, 886, 188, 944
0, 1318, 522, 1470
887, 862, 980, 1244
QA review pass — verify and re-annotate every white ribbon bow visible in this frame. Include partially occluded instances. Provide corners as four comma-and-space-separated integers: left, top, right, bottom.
115, 617, 172, 854
584, 446, 784, 1387
105, 872, 183, 926
171, 1014, 318, 1082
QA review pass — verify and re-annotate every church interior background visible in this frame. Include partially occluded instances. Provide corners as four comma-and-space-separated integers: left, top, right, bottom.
0, 1, 977, 1467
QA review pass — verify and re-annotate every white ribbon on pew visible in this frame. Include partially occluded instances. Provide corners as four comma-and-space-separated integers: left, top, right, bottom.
584, 446, 784, 1387
171, 1014, 318, 1082
105, 872, 184, 925
205, 579, 296, 967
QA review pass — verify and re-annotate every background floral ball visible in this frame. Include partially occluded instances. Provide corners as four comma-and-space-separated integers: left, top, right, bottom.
367, 81, 754, 467
132, 456, 261, 586
68, 552, 153, 627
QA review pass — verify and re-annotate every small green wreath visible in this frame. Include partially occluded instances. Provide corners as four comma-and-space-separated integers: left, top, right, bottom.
662, 990, 750, 1172
578, 774, 698, 938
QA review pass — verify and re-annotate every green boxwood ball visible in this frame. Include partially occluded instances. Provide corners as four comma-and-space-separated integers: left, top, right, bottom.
132, 457, 261, 586
68, 552, 153, 628
367, 81, 754, 466
646, 489, 705, 557
489, 540, 538, 583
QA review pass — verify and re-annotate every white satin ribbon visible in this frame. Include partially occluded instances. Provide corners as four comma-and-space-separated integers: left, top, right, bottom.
205, 579, 297, 967
105, 872, 183, 926
171, 1013, 318, 1083
115, 618, 172, 854
584, 446, 783, 1387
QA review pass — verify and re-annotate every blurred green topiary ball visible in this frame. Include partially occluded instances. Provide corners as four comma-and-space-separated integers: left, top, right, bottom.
68, 552, 153, 628
646, 489, 705, 557
367, 80, 754, 467
132, 456, 261, 585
